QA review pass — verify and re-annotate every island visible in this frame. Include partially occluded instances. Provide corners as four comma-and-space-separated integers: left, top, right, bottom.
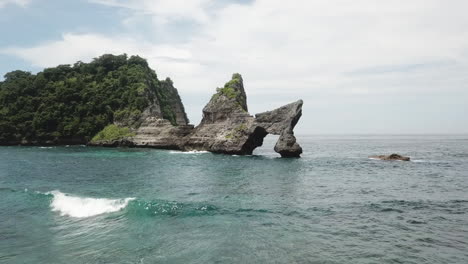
0, 54, 303, 157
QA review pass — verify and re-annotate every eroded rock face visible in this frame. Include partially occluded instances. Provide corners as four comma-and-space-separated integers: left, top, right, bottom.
255, 100, 303, 134
200, 73, 249, 125
118, 84, 192, 149
159, 78, 190, 126
183, 74, 257, 154
92, 73, 304, 157
123, 79, 192, 149
131, 118, 193, 149
183, 74, 303, 157
274, 132, 302, 158
254, 100, 303, 157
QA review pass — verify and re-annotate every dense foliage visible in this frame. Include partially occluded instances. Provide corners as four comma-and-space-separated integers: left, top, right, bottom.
90, 124, 136, 143
213, 73, 247, 111
0, 54, 177, 144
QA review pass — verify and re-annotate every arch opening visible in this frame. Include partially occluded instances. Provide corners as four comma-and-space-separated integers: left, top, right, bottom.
239, 126, 267, 155
252, 134, 280, 157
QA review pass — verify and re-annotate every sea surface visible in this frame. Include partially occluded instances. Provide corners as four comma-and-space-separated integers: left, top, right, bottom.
1, 135, 467, 263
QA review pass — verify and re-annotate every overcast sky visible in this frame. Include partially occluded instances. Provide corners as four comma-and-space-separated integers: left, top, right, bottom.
1, 0, 467, 134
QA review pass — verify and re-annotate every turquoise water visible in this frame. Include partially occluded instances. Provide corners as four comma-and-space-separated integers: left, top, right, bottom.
1, 135, 467, 263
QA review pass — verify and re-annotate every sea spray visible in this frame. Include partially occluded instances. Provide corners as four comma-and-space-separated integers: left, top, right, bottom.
124, 199, 219, 217
47, 190, 134, 218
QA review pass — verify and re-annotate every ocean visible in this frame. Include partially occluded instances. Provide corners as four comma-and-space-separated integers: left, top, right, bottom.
0, 135, 467, 263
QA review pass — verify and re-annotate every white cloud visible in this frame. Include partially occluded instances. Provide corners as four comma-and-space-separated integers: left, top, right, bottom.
1, 33, 203, 82
0, 0, 30, 8
4, 0, 468, 94
2, 0, 468, 132
89, 0, 211, 24
188, 0, 468, 92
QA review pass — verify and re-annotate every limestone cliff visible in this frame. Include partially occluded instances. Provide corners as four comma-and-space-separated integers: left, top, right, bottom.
126, 78, 193, 149
90, 76, 193, 149
255, 100, 303, 157
91, 73, 303, 157
201, 73, 248, 124
183, 74, 256, 154
183, 74, 303, 157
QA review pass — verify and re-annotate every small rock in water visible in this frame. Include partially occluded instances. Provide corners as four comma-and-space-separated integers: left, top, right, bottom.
369, 153, 410, 161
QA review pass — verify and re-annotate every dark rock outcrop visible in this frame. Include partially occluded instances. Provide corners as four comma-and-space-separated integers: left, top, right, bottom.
183, 74, 303, 157
274, 132, 303, 158
183, 74, 255, 154
92, 73, 304, 157
370, 154, 410, 161
255, 100, 303, 157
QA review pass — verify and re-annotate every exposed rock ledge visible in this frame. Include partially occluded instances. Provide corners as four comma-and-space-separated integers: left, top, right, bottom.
90, 74, 303, 158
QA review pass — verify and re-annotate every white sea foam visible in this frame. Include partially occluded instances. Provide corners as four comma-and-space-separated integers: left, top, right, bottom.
47, 190, 134, 218
368, 157, 409, 162
169, 150, 209, 154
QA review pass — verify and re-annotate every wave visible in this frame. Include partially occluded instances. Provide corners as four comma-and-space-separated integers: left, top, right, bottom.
169, 150, 210, 154
124, 199, 219, 218
43, 190, 219, 218
368, 157, 405, 162
366, 199, 468, 215
47, 190, 134, 218
369, 158, 434, 163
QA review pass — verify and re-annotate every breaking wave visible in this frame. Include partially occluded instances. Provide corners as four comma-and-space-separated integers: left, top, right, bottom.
47, 190, 134, 218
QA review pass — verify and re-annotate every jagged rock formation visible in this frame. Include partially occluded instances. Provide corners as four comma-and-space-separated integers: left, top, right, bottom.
121, 78, 193, 149
255, 100, 303, 157
90, 77, 193, 149
183, 74, 303, 157
158, 78, 190, 126
91, 73, 303, 157
183, 74, 257, 154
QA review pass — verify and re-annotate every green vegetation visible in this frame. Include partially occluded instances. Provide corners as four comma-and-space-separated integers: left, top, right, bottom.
216, 86, 238, 99
158, 78, 182, 126
236, 123, 248, 131
212, 73, 247, 111
0, 54, 180, 144
90, 124, 135, 142
225, 123, 249, 140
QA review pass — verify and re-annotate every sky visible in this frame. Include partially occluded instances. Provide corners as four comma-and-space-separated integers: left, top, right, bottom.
1, 0, 468, 134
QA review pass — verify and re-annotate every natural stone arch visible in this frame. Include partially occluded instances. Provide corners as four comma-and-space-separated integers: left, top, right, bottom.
240, 126, 268, 155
